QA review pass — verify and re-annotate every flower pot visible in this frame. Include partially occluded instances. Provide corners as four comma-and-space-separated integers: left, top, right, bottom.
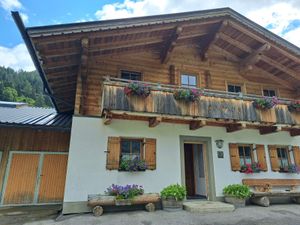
115, 199, 132, 206
162, 197, 183, 211
224, 196, 246, 208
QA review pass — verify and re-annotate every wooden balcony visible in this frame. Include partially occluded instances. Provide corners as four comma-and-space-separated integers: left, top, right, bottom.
102, 78, 300, 136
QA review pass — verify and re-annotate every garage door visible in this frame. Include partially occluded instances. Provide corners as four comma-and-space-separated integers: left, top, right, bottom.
1, 152, 68, 205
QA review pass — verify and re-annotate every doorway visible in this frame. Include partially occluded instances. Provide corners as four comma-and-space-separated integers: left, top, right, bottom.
184, 143, 207, 199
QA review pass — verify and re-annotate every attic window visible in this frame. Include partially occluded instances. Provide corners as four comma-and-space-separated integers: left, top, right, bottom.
263, 89, 276, 97
121, 70, 142, 81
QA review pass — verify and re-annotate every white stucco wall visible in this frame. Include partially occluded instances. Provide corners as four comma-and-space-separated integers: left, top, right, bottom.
64, 116, 300, 204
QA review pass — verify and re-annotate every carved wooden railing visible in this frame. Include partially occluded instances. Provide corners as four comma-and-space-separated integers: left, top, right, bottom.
102, 77, 300, 126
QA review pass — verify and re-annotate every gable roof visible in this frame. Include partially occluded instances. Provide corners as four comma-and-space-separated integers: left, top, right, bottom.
12, 7, 300, 112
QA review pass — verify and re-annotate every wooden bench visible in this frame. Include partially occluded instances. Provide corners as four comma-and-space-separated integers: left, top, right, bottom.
242, 179, 300, 207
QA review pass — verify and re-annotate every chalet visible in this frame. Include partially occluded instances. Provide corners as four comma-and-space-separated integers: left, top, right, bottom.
2, 8, 300, 213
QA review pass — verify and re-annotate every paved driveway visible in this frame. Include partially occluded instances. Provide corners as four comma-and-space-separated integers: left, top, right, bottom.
2, 204, 300, 225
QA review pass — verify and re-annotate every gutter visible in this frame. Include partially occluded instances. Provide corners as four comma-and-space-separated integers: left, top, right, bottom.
11, 11, 60, 112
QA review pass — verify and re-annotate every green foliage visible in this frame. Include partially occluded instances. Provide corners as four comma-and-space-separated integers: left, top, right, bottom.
223, 184, 251, 199
0, 66, 52, 107
160, 184, 186, 201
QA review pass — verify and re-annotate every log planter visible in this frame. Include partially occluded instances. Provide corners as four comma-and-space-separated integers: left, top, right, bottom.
224, 196, 246, 208
87, 193, 160, 216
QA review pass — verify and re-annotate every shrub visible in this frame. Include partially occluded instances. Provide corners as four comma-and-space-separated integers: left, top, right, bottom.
106, 184, 144, 199
223, 184, 251, 199
160, 184, 186, 201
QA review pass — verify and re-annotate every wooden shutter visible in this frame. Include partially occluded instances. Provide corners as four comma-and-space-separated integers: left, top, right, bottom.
268, 145, 279, 171
106, 137, 121, 170
293, 146, 300, 167
145, 138, 156, 170
256, 144, 268, 171
229, 143, 240, 171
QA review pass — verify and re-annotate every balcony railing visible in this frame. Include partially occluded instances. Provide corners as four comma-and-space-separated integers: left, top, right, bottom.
102, 77, 300, 126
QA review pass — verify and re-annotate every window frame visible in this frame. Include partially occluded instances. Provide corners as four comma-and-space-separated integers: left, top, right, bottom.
180, 74, 198, 88
120, 70, 142, 81
120, 138, 144, 160
227, 83, 243, 93
276, 146, 291, 169
238, 144, 254, 167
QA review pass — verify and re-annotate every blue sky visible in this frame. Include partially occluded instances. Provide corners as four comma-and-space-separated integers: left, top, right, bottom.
1, 0, 300, 71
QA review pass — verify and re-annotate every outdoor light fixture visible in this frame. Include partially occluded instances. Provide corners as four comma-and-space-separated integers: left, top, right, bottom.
215, 139, 224, 149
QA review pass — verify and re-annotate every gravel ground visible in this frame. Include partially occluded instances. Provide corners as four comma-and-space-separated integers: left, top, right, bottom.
10, 204, 300, 225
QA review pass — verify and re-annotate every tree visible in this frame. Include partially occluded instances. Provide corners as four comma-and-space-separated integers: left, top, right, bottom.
2, 87, 18, 102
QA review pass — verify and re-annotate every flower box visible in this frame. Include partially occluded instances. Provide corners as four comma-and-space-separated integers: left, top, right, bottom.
240, 163, 262, 174
173, 88, 202, 102
124, 82, 150, 98
288, 100, 300, 113
115, 199, 132, 206
119, 158, 147, 172
253, 96, 279, 110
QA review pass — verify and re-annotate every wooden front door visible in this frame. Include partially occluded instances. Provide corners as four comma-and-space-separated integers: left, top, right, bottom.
184, 144, 195, 196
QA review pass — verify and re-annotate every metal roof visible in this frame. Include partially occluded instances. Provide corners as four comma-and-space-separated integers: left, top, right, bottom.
0, 105, 72, 130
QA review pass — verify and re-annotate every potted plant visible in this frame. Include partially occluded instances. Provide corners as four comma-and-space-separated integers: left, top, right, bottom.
124, 82, 151, 97
288, 100, 300, 113
240, 163, 261, 174
252, 96, 279, 110
106, 184, 144, 205
119, 157, 147, 172
223, 184, 251, 208
160, 184, 186, 211
173, 88, 202, 102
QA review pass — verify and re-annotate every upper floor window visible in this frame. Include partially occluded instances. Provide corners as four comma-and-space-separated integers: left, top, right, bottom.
263, 89, 276, 97
228, 84, 242, 93
121, 70, 142, 81
120, 139, 143, 161
181, 74, 197, 87
277, 147, 289, 168
238, 145, 253, 166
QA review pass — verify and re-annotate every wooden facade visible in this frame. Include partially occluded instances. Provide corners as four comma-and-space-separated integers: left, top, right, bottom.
0, 127, 70, 205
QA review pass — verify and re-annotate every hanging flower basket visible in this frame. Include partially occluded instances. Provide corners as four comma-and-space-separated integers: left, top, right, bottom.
253, 96, 279, 110
124, 82, 151, 98
288, 100, 300, 113
173, 88, 202, 102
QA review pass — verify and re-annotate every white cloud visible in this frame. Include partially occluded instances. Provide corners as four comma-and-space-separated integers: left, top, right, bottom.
0, 44, 35, 71
20, 12, 28, 23
94, 0, 300, 47
0, 0, 21, 11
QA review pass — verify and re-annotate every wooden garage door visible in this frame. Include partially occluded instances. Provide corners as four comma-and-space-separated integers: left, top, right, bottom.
2, 152, 68, 205
3, 153, 40, 204
38, 154, 68, 203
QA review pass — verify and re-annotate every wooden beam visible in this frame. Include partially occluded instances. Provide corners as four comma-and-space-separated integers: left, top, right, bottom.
259, 126, 281, 135
240, 43, 271, 73
189, 120, 206, 130
200, 20, 228, 60
160, 26, 183, 64
103, 111, 113, 125
149, 117, 162, 128
290, 129, 300, 137
226, 123, 247, 133
218, 32, 252, 53
260, 55, 300, 81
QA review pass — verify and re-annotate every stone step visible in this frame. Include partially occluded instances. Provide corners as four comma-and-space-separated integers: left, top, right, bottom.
183, 201, 235, 213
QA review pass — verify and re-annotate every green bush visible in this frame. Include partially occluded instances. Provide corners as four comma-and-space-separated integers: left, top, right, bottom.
160, 184, 186, 201
223, 184, 251, 199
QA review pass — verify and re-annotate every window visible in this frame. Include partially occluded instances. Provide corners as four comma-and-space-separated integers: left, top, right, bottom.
120, 139, 143, 160
263, 89, 276, 97
121, 70, 142, 81
181, 74, 197, 87
277, 147, 289, 168
238, 145, 252, 166
228, 84, 242, 93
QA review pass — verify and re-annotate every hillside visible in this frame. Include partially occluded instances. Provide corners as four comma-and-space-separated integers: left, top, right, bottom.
0, 66, 52, 108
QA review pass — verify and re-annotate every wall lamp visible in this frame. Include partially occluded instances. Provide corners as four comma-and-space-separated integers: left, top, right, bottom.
215, 139, 224, 149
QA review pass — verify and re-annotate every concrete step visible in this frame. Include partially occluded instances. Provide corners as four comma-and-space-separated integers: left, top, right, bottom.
183, 200, 235, 213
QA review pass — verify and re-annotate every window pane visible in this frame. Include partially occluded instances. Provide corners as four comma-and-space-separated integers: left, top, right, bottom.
121, 72, 130, 80
235, 86, 241, 93
245, 157, 252, 164
277, 148, 282, 158
181, 75, 189, 85
269, 90, 276, 97
244, 147, 251, 157
240, 158, 245, 166
121, 71, 141, 81
121, 140, 130, 154
263, 90, 269, 96
228, 85, 235, 92
131, 141, 141, 154
238, 147, 244, 157
189, 76, 197, 86
281, 158, 289, 167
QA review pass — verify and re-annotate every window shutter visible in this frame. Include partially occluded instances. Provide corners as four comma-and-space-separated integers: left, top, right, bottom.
293, 146, 300, 167
106, 137, 121, 170
268, 145, 279, 171
256, 144, 267, 171
229, 143, 240, 171
145, 138, 156, 170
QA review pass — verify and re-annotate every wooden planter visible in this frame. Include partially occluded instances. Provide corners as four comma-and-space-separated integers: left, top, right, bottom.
162, 197, 183, 211
88, 193, 160, 216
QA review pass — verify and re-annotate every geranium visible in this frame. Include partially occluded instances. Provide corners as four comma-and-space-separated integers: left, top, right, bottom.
106, 184, 144, 199
241, 162, 261, 174
173, 88, 202, 102
288, 100, 300, 112
124, 82, 151, 97
253, 96, 279, 110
